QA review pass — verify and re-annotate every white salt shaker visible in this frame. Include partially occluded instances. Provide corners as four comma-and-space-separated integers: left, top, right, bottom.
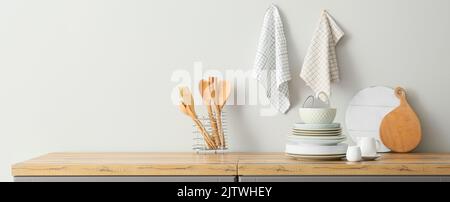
346, 146, 362, 162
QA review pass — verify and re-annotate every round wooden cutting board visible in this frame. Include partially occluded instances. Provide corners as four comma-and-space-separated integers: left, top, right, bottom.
380, 87, 422, 153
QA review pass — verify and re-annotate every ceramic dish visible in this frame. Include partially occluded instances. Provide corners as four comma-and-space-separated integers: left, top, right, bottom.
293, 129, 342, 133
362, 155, 381, 161
294, 123, 341, 130
287, 137, 346, 145
292, 132, 341, 137
288, 135, 346, 140
292, 129, 341, 133
298, 108, 337, 124
285, 143, 348, 156
287, 154, 346, 161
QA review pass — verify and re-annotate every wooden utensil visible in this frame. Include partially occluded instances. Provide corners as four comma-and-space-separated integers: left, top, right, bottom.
199, 80, 220, 147
179, 86, 196, 115
179, 87, 216, 149
380, 87, 422, 153
210, 78, 231, 148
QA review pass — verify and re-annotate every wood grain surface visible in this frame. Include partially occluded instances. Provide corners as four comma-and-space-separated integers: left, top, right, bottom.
380, 87, 422, 153
11, 152, 242, 176
238, 153, 450, 176
12, 153, 450, 176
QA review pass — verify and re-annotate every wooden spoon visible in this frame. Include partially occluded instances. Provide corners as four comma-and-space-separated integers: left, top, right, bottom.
178, 87, 216, 149
210, 78, 232, 148
380, 87, 422, 153
179, 87, 195, 115
199, 80, 220, 147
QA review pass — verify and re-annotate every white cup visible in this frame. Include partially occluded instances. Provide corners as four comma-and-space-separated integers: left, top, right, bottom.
358, 137, 378, 157
346, 146, 362, 162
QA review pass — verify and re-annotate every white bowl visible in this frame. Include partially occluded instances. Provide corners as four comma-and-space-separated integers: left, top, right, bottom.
299, 108, 337, 124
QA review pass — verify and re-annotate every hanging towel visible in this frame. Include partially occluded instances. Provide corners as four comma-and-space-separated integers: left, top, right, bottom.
300, 10, 344, 101
253, 5, 291, 114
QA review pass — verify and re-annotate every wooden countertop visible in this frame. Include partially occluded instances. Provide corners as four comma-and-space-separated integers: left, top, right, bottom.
238, 153, 450, 176
11, 153, 243, 176
12, 153, 450, 176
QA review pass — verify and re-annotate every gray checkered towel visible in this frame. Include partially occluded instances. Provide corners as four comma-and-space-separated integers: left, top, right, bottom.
300, 10, 344, 101
253, 5, 291, 114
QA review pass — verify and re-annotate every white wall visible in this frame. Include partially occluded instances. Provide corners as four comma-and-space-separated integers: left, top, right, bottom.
1, 0, 449, 181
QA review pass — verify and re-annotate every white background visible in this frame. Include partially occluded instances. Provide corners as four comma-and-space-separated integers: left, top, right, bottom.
1, 0, 450, 181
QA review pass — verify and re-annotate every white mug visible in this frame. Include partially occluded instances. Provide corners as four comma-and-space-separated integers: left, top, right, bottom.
358, 137, 378, 157
346, 146, 362, 162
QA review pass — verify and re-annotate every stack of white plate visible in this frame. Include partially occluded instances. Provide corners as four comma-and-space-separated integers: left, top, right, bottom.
286, 123, 347, 160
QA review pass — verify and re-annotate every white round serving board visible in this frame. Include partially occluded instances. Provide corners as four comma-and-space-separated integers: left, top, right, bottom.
345, 86, 399, 152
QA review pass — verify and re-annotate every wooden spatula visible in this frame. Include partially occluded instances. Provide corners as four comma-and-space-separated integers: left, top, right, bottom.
380, 87, 422, 153
179, 87, 216, 149
210, 78, 232, 148
199, 80, 220, 147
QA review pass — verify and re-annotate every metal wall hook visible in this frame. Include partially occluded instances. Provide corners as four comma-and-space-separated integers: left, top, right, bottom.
302, 96, 315, 108
302, 92, 331, 108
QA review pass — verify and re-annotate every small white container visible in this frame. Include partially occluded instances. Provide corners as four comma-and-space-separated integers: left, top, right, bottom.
358, 137, 378, 157
346, 146, 362, 162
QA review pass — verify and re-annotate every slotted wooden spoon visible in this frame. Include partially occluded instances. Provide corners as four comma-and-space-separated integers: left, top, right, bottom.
210, 78, 232, 148
199, 80, 220, 147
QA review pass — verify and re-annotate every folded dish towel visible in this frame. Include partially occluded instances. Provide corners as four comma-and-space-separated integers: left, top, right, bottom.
253, 5, 291, 114
300, 10, 344, 101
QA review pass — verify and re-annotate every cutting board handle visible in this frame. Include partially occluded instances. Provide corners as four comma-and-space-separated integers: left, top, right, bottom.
395, 87, 407, 103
